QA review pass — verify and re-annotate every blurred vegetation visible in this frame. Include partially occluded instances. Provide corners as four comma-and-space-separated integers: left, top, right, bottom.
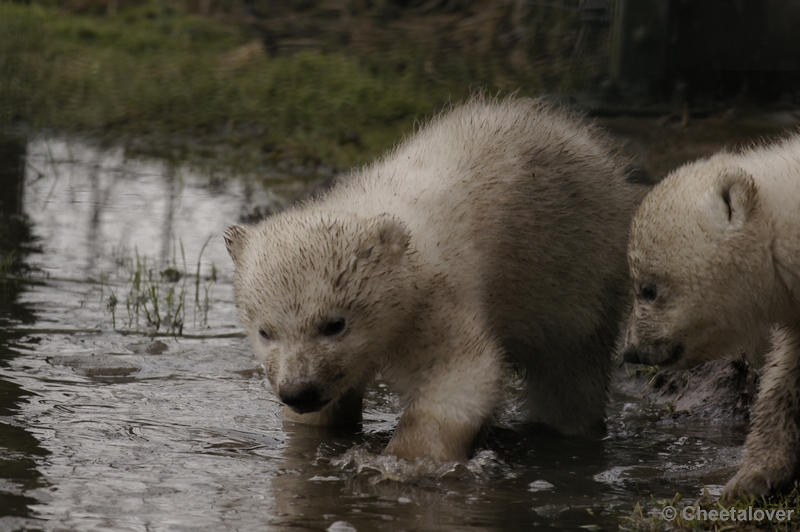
621, 487, 800, 532
0, 0, 609, 170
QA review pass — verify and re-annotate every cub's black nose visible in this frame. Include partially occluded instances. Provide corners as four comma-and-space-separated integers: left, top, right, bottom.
279, 384, 328, 414
622, 348, 641, 364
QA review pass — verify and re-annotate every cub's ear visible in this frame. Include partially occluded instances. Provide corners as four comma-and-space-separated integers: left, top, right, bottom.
358, 215, 410, 261
223, 224, 250, 265
717, 167, 756, 228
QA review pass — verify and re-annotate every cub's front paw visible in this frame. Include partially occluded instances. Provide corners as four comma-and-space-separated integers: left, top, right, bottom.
723, 466, 790, 500
723, 473, 769, 500
384, 409, 476, 463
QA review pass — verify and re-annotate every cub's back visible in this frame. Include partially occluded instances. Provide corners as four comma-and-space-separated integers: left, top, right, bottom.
322, 97, 640, 358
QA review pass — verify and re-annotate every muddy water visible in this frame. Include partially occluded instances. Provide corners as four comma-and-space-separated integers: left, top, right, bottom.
0, 118, 793, 531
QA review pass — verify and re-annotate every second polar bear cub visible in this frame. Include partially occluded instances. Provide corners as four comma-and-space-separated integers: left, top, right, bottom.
225, 96, 642, 462
622, 134, 800, 498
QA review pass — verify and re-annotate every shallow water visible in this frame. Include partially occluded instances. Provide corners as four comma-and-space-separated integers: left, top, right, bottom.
0, 131, 767, 531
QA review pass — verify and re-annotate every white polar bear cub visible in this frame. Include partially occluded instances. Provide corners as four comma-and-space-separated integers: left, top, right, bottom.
225, 96, 641, 463
622, 134, 800, 498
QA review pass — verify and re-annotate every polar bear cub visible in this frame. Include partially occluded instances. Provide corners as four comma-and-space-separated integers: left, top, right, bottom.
622, 134, 800, 497
225, 96, 641, 462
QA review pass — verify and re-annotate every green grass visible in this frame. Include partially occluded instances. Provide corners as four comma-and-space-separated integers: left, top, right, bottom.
101, 241, 215, 336
621, 487, 800, 531
0, 1, 598, 170
0, 2, 458, 169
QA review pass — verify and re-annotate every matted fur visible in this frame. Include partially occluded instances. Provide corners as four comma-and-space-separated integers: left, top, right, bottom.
226, 95, 642, 462
622, 134, 800, 498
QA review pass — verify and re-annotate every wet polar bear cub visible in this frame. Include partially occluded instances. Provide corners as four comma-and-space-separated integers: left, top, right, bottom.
622, 134, 800, 498
225, 97, 641, 462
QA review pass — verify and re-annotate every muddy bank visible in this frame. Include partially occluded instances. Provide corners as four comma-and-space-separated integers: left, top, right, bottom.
614, 357, 759, 423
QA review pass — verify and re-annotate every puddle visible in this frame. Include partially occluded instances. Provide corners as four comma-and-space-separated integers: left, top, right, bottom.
0, 120, 794, 530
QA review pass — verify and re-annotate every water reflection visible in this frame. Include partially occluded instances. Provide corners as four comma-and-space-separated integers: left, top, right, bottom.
0, 134, 761, 530
22, 139, 242, 279
0, 133, 48, 530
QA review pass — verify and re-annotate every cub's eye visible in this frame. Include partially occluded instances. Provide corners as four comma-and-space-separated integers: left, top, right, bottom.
321, 318, 346, 337
258, 328, 271, 341
640, 284, 657, 302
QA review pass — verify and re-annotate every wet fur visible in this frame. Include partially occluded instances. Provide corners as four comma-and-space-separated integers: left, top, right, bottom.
623, 134, 800, 498
226, 96, 642, 462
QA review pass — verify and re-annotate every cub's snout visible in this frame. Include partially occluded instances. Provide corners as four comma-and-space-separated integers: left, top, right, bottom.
278, 381, 331, 414
621, 341, 684, 367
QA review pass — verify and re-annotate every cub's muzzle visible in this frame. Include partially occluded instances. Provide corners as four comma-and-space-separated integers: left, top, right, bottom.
621, 342, 685, 367
279, 382, 331, 414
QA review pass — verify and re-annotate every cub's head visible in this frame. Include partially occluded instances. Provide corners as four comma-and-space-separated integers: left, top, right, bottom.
622, 163, 772, 369
224, 211, 414, 414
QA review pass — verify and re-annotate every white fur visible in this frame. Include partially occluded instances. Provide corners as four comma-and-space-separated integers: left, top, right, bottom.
623, 134, 800, 497
226, 96, 641, 462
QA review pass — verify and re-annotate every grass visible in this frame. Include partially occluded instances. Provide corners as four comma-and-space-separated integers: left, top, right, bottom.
621, 487, 800, 531
101, 240, 215, 336
0, 0, 602, 171
0, 2, 449, 169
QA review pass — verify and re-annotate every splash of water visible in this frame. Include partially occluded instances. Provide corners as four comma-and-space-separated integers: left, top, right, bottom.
330, 444, 510, 484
